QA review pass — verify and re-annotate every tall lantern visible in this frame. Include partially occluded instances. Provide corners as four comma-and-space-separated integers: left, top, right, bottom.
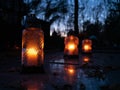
64, 35, 79, 57
21, 14, 44, 70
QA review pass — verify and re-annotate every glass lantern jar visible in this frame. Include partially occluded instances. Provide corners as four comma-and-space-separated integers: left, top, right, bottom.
21, 14, 44, 67
64, 35, 79, 57
82, 39, 92, 54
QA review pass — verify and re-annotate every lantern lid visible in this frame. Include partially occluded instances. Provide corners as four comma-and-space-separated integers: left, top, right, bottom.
25, 13, 41, 28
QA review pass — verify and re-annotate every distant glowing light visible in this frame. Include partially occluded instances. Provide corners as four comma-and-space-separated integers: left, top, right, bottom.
84, 45, 89, 50
82, 39, 92, 53
83, 44, 92, 52
68, 44, 75, 51
64, 35, 79, 55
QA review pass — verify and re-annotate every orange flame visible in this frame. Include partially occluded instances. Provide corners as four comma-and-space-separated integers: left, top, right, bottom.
27, 48, 38, 56
68, 43, 75, 51
26, 47, 38, 66
83, 44, 91, 52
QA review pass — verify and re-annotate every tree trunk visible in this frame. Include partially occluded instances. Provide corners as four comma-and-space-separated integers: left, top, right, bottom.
74, 0, 79, 35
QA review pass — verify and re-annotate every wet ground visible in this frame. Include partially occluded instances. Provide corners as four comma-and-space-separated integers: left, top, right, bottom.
0, 50, 120, 90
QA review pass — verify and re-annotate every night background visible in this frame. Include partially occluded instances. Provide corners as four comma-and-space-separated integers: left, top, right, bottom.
0, 0, 120, 90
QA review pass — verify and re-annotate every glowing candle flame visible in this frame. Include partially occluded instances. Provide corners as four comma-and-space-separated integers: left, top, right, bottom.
83, 44, 92, 52
26, 47, 38, 66
27, 48, 38, 56
68, 44, 75, 51
84, 45, 89, 50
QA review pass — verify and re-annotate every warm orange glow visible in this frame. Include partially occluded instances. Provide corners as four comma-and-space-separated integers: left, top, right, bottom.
28, 86, 38, 90
64, 35, 79, 55
68, 43, 75, 51
22, 27, 44, 66
26, 47, 38, 66
82, 39, 92, 53
68, 68, 75, 74
27, 48, 38, 56
84, 45, 89, 50
22, 80, 40, 90
83, 56, 89, 62
83, 44, 91, 51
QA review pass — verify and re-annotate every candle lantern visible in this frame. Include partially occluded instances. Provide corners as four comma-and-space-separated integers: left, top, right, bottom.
64, 35, 79, 57
82, 39, 92, 54
21, 14, 44, 69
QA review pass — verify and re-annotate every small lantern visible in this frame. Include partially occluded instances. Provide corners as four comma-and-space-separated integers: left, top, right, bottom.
82, 39, 92, 53
21, 14, 44, 69
64, 35, 79, 57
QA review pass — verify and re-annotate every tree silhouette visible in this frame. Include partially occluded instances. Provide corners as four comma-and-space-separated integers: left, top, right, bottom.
104, 0, 120, 46
26, 0, 68, 25
23, 0, 68, 50
0, 0, 29, 50
74, 0, 79, 35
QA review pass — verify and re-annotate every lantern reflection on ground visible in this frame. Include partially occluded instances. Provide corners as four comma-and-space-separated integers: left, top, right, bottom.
68, 67, 74, 74
47, 57, 79, 86
21, 76, 45, 90
83, 56, 90, 63
64, 64, 77, 85
81, 55, 93, 66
